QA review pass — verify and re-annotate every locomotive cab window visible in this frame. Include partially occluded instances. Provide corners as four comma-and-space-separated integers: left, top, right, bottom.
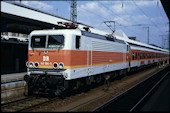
31, 35, 64, 49
76, 36, 81, 49
31, 36, 46, 48
47, 35, 64, 48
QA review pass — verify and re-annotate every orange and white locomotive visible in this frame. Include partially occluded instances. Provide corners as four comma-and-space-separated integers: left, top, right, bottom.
24, 22, 169, 95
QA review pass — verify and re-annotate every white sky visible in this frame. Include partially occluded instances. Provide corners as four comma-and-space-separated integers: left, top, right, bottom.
14, 0, 169, 49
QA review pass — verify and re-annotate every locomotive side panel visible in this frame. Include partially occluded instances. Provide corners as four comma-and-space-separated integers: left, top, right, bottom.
67, 32, 129, 80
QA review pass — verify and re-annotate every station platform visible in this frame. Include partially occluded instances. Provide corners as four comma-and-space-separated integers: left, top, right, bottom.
140, 72, 170, 112
1, 72, 26, 83
1, 72, 27, 104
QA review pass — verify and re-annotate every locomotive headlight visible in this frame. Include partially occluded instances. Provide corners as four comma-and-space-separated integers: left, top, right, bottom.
59, 62, 64, 69
29, 62, 34, 68
53, 62, 58, 69
26, 61, 28, 67
34, 62, 39, 68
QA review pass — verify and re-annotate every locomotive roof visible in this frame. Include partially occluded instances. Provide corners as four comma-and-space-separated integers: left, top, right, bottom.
30, 29, 126, 45
81, 30, 126, 44
81, 28, 169, 53
30, 29, 81, 36
30, 28, 169, 54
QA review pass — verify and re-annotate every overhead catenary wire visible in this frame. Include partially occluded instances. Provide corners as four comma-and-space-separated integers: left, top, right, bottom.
77, 5, 110, 21
119, 0, 167, 45
99, 1, 156, 39
157, 0, 169, 27
98, 1, 147, 38
114, 1, 165, 42
132, 0, 165, 36
78, 3, 143, 37
77, 1, 160, 45
67, 1, 167, 46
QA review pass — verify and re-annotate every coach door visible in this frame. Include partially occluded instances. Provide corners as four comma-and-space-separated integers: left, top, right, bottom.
128, 45, 131, 71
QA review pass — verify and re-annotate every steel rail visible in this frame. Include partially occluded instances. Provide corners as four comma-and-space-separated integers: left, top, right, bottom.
130, 71, 170, 112
91, 65, 169, 112
1, 96, 52, 112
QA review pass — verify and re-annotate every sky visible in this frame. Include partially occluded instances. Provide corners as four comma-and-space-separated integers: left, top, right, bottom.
12, 0, 169, 49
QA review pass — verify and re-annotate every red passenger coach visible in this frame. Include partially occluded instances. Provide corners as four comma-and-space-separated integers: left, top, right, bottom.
129, 43, 169, 68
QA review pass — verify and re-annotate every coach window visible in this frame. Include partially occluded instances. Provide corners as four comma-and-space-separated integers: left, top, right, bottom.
138, 53, 140, 60
132, 52, 134, 60
76, 36, 81, 49
137, 53, 139, 60
145, 53, 147, 59
135, 52, 137, 60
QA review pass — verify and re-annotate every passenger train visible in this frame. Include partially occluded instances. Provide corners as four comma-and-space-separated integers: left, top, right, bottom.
24, 22, 169, 96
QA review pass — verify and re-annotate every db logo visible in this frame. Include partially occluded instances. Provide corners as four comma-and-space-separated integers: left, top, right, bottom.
43, 56, 49, 61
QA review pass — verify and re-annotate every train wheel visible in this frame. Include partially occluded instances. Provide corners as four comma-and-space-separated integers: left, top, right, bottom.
86, 77, 91, 85
96, 75, 102, 84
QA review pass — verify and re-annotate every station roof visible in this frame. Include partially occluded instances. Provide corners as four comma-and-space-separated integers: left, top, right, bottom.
1, 1, 71, 34
161, 0, 170, 20
1, 1, 91, 34
1, 1, 169, 35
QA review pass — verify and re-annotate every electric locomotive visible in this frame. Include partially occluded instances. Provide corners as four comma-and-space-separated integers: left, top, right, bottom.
24, 22, 130, 95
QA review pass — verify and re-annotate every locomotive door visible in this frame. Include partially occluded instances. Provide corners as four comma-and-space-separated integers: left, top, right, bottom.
87, 45, 91, 75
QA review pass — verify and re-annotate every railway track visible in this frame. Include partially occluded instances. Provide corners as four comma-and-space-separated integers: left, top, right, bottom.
1, 65, 169, 112
91, 65, 169, 112
1, 96, 58, 112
